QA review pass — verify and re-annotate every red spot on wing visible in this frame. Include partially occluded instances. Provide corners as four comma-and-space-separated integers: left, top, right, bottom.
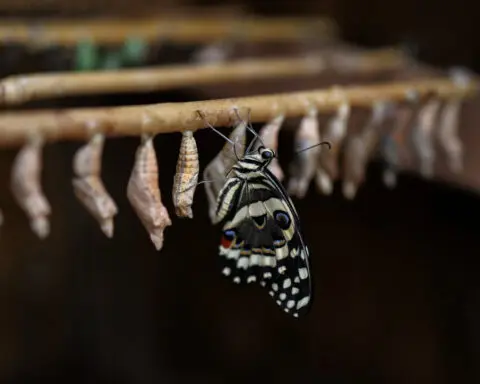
221, 236, 233, 248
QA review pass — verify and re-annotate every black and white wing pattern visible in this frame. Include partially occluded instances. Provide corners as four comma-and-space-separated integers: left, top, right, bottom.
215, 147, 312, 318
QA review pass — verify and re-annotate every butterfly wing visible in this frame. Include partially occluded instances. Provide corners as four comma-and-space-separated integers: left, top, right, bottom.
263, 168, 312, 317
216, 169, 312, 318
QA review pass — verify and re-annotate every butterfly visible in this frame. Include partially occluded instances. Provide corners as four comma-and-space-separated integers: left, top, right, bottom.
213, 141, 312, 318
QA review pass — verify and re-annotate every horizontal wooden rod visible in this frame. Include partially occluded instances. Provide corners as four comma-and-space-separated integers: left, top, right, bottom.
0, 49, 407, 105
0, 78, 476, 148
0, 15, 336, 46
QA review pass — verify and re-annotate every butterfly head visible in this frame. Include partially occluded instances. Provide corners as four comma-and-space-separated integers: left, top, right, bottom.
246, 146, 276, 169
258, 145, 275, 158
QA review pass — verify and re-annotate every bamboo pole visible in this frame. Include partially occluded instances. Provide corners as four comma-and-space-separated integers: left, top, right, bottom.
0, 49, 408, 105
0, 78, 476, 148
0, 16, 336, 46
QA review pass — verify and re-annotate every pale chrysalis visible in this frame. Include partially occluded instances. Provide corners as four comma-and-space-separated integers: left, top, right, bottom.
11, 136, 51, 238
288, 107, 321, 198
343, 101, 390, 199
127, 134, 171, 251
253, 114, 285, 181
72, 132, 118, 238
411, 99, 442, 179
437, 98, 463, 173
316, 102, 351, 195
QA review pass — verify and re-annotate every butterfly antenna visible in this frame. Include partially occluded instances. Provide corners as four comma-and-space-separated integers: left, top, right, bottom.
294, 141, 332, 156
197, 110, 244, 161
233, 107, 266, 154
196, 110, 235, 146
232, 136, 241, 161
177, 179, 222, 195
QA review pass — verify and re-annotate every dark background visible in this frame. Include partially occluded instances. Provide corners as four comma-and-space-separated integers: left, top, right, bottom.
0, 1, 479, 383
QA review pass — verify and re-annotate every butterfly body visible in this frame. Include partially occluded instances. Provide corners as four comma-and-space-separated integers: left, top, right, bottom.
215, 147, 312, 318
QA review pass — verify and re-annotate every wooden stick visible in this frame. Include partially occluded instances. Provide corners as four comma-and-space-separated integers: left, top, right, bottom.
0, 78, 476, 148
0, 50, 407, 105
0, 16, 336, 46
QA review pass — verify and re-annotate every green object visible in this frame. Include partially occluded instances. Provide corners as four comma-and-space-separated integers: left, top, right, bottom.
120, 36, 149, 65
74, 39, 99, 71
100, 51, 123, 70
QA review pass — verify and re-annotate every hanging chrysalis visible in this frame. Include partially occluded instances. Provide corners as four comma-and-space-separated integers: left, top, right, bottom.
172, 130, 199, 218
11, 135, 51, 238
127, 134, 171, 250
203, 120, 247, 223
75, 38, 99, 71
411, 99, 442, 179
436, 68, 470, 174
342, 136, 366, 200
316, 101, 351, 195
288, 106, 321, 198
437, 98, 463, 173
380, 134, 399, 189
379, 91, 419, 189
72, 132, 118, 238
192, 41, 232, 64
342, 101, 390, 199
380, 104, 414, 189
363, 102, 393, 158
253, 114, 285, 181
120, 36, 149, 66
